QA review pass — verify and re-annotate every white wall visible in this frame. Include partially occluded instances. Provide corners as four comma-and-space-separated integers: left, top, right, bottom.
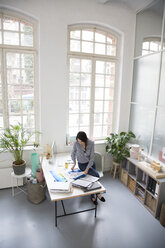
0, 0, 136, 172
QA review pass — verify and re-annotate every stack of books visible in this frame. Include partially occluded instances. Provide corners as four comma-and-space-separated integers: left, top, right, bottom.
70, 171, 101, 192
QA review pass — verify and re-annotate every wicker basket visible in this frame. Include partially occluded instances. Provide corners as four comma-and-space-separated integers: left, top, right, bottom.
27, 181, 46, 204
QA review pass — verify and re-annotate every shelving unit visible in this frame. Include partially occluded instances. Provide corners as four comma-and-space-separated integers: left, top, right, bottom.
120, 157, 165, 219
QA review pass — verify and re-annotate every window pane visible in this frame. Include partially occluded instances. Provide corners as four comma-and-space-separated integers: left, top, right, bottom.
9, 116, 21, 125
70, 30, 80, 39
21, 33, 33, 47
95, 75, 104, 87
69, 114, 79, 126
129, 104, 155, 154
95, 88, 104, 100
103, 113, 112, 124
22, 69, 34, 84
81, 87, 90, 100
81, 74, 91, 86
107, 45, 116, 56
93, 126, 102, 138
94, 101, 103, 112
22, 99, 34, 114
95, 32, 105, 43
150, 41, 158, 51
69, 101, 79, 113
105, 75, 115, 87
94, 113, 103, 125
20, 22, 33, 32
0, 31, 2, 44
69, 87, 79, 100
3, 17, 19, 31
158, 51, 165, 106
96, 61, 105, 74
22, 85, 34, 99
0, 100, 3, 114
132, 53, 160, 104
80, 114, 89, 126
69, 127, 79, 137
69, 73, 80, 86
142, 41, 149, 50
7, 69, 21, 84
70, 58, 80, 72
80, 101, 90, 113
152, 108, 165, 161
82, 41, 93, 53
81, 59, 92, 73
70, 40, 80, 52
104, 88, 114, 100
106, 62, 115, 75
4, 32, 19, 45
107, 36, 116, 45
103, 125, 111, 137
8, 100, 21, 114
95, 43, 105, 55
21, 54, 34, 68
0, 116, 3, 127
82, 30, 93, 41
7, 53, 20, 68
23, 115, 34, 128
104, 101, 113, 112
8, 85, 22, 99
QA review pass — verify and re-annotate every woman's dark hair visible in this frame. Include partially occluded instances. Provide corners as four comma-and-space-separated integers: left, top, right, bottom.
76, 131, 88, 149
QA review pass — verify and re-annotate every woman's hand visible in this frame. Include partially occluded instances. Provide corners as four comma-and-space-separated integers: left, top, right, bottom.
84, 168, 89, 175
71, 163, 76, 171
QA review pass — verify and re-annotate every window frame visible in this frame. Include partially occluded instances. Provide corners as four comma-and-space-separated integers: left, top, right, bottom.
0, 9, 39, 143
67, 24, 119, 142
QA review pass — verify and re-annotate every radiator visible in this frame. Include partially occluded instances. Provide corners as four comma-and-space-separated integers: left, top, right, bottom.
0, 167, 23, 189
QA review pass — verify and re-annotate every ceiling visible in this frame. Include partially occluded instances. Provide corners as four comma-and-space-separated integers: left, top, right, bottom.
98, 0, 156, 12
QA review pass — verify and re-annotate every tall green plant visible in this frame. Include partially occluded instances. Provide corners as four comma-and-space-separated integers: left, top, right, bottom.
0, 123, 39, 165
105, 131, 136, 163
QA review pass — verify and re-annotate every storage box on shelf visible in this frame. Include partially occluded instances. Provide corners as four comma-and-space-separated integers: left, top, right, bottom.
120, 157, 165, 219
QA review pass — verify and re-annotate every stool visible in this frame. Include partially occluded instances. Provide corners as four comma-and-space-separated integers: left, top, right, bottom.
11, 167, 31, 197
160, 202, 165, 227
110, 162, 120, 179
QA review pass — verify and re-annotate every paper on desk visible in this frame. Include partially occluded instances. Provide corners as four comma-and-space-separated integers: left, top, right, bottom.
49, 181, 71, 192
83, 174, 99, 183
72, 179, 91, 188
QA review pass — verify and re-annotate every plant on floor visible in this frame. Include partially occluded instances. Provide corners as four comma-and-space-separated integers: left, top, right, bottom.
0, 123, 40, 175
105, 131, 136, 163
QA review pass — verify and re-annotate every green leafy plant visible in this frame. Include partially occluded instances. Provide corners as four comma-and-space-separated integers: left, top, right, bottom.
0, 123, 39, 165
105, 131, 136, 163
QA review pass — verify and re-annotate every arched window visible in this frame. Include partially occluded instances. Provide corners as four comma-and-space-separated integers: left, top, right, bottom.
142, 37, 165, 55
0, 10, 38, 142
67, 24, 118, 142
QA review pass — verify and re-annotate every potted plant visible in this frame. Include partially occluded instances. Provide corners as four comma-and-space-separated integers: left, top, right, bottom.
105, 131, 136, 174
0, 123, 39, 175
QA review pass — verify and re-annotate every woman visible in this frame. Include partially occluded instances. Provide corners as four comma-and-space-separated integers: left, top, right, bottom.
71, 131, 105, 205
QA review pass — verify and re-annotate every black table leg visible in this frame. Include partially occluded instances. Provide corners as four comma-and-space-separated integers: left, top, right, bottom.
55, 201, 57, 227
61, 200, 66, 215
95, 194, 98, 218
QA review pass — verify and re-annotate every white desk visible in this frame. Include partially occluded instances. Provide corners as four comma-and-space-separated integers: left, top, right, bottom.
42, 154, 106, 226
11, 167, 32, 197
